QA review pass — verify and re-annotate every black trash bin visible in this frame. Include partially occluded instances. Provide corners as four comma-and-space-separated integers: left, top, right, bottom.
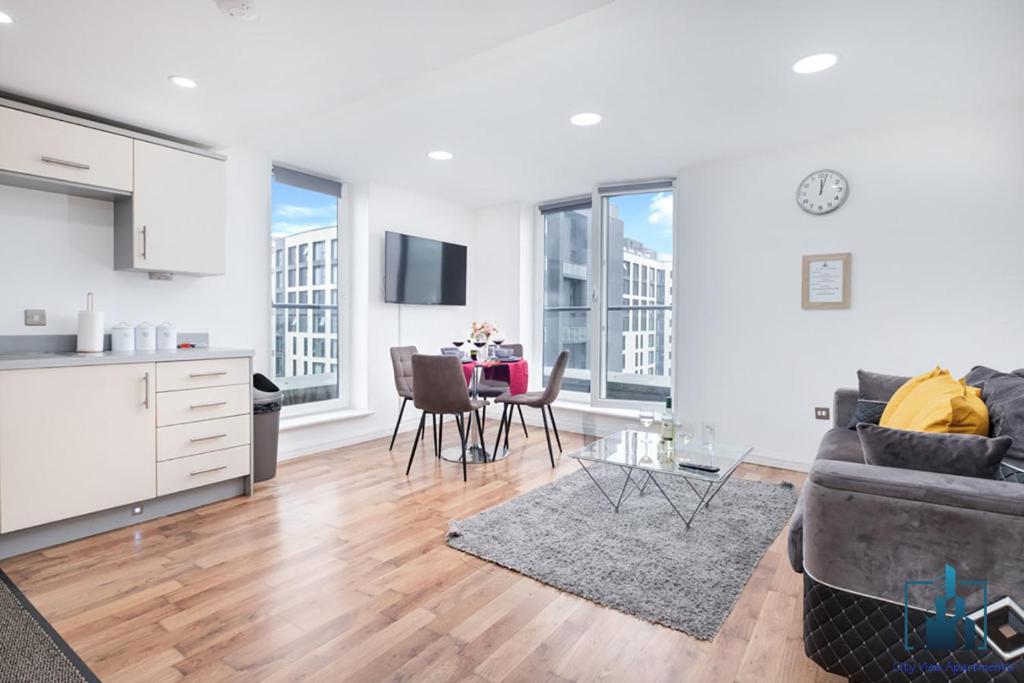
252, 374, 282, 482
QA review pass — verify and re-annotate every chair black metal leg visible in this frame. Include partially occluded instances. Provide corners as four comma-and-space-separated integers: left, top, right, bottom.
431, 414, 438, 459
474, 409, 486, 449
457, 414, 468, 449
406, 411, 427, 475
437, 416, 443, 458
493, 403, 509, 455
454, 411, 468, 482
540, 406, 555, 468
504, 404, 511, 450
389, 398, 407, 451
517, 405, 529, 437
547, 405, 562, 452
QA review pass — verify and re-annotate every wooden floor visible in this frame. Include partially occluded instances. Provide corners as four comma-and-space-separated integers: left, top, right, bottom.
1, 420, 842, 683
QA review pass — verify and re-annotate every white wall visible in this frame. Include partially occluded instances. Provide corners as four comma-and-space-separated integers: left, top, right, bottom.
673, 104, 1024, 469
0, 146, 272, 370
278, 186, 529, 458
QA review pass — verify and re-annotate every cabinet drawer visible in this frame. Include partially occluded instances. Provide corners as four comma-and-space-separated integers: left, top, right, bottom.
157, 414, 250, 462
157, 445, 250, 496
156, 358, 249, 392
0, 106, 133, 192
157, 384, 250, 427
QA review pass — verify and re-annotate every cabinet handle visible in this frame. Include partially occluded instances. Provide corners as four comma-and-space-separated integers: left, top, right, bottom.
41, 155, 91, 170
190, 433, 227, 443
143, 372, 150, 409
140, 226, 148, 259
190, 401, 228, 409
190, 465, 228, 476
189, 371, 228, 378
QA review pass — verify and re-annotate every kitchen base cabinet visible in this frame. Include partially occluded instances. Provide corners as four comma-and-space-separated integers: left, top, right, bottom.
0, 364, 157, 534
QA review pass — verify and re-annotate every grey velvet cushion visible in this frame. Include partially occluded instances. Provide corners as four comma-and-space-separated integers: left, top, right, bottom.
787, 497, 804, 573
856, 369, 911, 402
856, 423, 1011, 479
816, 428, 865, 464
964, 366, 1024, 463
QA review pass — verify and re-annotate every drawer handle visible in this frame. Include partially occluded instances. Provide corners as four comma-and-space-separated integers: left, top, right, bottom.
190, 433, 227, 443
190, 401, 228, 409
189, 371, 228, 378
41, 155, 91, 170
190, 465, 228, 476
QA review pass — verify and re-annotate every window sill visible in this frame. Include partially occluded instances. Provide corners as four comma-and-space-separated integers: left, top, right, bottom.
550, 401, 639, 420
280, 408, 373, 432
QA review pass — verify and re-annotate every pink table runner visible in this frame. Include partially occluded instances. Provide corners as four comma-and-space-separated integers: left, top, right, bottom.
462, 359, 529, 395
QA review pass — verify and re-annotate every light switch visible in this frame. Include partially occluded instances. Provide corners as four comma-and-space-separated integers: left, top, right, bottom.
24, 309, 46, 326
815, 407, 831, 421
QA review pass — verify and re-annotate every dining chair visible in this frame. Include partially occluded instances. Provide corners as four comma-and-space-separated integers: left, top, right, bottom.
477, 342, 529, 437
493, 350, 568, 467
389, 346, 418, 451
407, 354, 488, 481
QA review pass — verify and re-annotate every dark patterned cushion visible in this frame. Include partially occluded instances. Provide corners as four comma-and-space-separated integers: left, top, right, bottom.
848, 399, 888, 429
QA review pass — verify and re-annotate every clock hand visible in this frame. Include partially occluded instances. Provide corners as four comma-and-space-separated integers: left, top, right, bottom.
819, 175, 825, 195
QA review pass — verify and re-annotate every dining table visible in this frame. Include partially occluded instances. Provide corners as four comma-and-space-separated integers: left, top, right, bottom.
437, 356, 529, 464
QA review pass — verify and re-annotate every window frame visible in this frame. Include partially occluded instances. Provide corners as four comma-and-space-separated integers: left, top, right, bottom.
270, 164, 348, 418
534, 179, 676, 412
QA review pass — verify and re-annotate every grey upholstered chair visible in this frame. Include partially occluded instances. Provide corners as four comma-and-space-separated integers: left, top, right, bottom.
408, 354, 487, 481
388, 346, 418, 451
494, 350, 568, 467
476, 342, 529, 437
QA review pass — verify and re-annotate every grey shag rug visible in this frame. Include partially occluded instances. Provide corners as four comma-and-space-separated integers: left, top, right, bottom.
447, 464, 798, 640
0, 570, 98, 682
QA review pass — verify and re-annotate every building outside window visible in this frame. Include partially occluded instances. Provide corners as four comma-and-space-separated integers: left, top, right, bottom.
270, 165, 343, 408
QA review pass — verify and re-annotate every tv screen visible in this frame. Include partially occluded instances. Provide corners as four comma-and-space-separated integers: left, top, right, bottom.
385, 231, 467, 305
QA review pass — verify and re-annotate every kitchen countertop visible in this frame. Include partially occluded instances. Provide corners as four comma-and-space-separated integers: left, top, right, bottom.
0, 347, 254, 371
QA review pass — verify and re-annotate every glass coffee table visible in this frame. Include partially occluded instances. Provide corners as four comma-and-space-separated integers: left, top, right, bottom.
569, 430, 753, 528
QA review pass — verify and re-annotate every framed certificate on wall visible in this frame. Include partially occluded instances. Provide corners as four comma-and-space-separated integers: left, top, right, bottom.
802, 253, 851, 309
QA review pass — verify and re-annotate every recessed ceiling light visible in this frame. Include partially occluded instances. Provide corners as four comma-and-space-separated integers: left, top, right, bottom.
570, 112, 602, 127
0, 11, 13, 24
792, 53, 838, 74
169, 75, 198, 89
427, 150, 454, 161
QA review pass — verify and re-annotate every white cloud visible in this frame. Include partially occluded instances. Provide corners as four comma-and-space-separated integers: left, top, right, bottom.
648, 192, 673, 227
275, 204, 336, 219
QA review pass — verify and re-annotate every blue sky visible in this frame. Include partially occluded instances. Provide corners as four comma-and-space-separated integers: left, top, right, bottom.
609, 191, 673, 257
270, 180, 338, 238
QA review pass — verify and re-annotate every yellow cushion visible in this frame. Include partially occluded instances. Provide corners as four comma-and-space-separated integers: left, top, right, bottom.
880, 367, 989, 435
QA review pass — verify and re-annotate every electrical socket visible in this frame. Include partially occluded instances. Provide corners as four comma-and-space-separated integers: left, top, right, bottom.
24, 309, 46, 326
815, 407, 831, 421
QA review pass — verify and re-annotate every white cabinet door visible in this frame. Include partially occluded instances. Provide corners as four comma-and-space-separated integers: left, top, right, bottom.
0, 106, 133, 192
0, 364, 157, 533
125, 141, 226, 275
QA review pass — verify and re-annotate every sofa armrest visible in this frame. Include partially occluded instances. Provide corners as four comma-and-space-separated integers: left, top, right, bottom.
832, 388, 857, 428
803, 459, 1024, 610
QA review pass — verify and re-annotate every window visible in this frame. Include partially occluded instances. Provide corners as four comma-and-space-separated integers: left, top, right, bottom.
539, 180, 674, 407
270, 165, 343, 408
541, 202, 592, 394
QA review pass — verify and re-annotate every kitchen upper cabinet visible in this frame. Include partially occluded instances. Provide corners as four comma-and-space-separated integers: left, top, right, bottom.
0, 364, 157, 533
115, 140, 226, 275
0, 106, 133, 193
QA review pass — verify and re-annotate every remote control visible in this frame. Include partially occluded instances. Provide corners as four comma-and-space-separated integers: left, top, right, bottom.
678, 461, 720, 474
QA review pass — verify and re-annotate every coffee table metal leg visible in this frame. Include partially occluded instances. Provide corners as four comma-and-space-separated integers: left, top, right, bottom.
577, 461, 644, 513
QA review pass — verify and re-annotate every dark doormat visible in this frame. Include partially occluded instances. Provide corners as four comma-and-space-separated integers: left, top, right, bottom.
0, 570, 99, 682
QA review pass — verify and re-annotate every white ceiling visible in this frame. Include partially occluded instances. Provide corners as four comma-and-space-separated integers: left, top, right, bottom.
1, 0, 1022, 207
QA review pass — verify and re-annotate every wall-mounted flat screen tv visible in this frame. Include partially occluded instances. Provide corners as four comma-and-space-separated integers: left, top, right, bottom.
384, 231, 467, 305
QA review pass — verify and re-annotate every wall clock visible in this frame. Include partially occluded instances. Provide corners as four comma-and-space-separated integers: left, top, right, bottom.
796, 169, 848, 215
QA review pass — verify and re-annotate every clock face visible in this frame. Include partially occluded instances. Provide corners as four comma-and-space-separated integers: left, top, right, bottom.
797, 169, 848, 215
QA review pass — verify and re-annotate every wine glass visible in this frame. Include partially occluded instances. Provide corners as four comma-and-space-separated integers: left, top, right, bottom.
638, 409, 655, 430
677, 421, 694, 447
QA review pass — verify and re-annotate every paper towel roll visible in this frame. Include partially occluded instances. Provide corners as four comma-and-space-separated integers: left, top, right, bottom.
76, 292, 105, 354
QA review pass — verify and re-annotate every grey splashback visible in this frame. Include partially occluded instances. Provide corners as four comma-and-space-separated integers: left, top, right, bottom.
0, 332, 209, 353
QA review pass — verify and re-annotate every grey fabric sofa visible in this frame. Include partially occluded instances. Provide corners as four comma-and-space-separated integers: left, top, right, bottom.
790, 388, 1024, 681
